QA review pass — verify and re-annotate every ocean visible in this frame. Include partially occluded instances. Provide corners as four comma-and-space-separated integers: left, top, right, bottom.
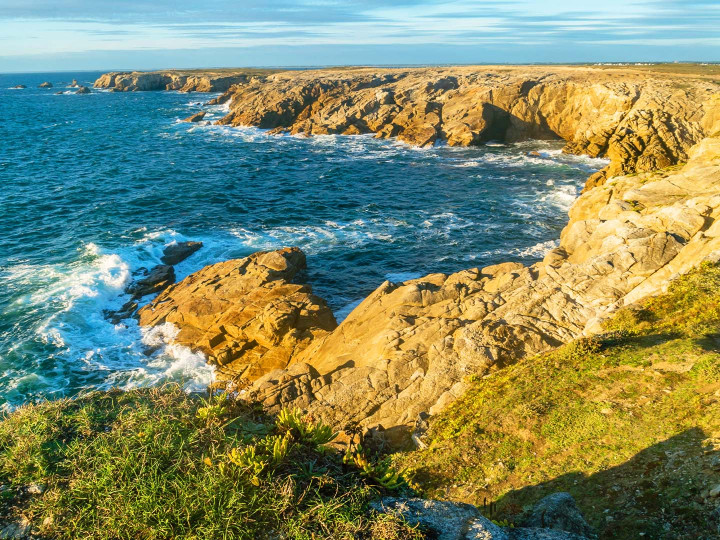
0, 71, 608, 410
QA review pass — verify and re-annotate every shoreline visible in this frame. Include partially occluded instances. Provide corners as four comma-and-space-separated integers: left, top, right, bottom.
86, 65, 720, 440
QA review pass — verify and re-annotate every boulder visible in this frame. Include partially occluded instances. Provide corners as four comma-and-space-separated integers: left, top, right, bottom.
182, 111, 206, 123
522, 493, 594, 538
711, 505, 720, 534
38, 82, 52, 88
126, 265, 175, 298
370, 497, 590, 540
369, 497, 483, 540
75, 86, 91, 94
161, 241, 203, 265
136, 248, 337, 383
0, 517, 31, 539
69, 79, 80, 87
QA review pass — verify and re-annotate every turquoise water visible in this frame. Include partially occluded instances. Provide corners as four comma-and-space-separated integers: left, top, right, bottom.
0, 71, 608, 409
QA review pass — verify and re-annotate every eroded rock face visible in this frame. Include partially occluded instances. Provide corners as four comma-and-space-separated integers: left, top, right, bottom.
213, 66, 720, 189
94, 71, 262, 93
136, 248, 337, 383
244, 137, 720, 442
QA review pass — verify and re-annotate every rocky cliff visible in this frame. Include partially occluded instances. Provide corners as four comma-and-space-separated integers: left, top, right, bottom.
242, 137, 720, 442
211, 65, 720, 189
104, 65, 720, 444
93, 69, 279, 93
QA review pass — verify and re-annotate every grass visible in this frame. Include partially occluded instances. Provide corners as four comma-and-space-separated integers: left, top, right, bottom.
3, 263, 720, 539
0, 391, 421, 539
396, 262, 720, 539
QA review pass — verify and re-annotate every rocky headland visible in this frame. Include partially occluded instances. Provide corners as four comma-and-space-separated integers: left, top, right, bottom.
96, 65, 720, 445
93, 68, 281, 93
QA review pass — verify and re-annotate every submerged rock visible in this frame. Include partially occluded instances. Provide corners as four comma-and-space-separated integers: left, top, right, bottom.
11, 85, 26, 89
160, 241, 203, 265
182, 111, 206, 123
137, 248, 337, 382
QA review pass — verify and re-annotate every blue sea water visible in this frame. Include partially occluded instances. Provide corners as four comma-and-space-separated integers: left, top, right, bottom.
0, 71, 608, 409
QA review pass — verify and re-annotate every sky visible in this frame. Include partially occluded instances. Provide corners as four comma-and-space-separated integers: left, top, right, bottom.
0, 0, 718, 72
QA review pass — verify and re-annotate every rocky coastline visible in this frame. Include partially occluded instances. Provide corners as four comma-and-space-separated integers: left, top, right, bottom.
95, 65, 720, 190
95, 65, 720, 447
1, 65, 718, 539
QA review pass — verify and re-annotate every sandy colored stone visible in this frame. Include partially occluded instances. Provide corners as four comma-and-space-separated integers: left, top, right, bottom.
111, 64, 720, 443
182, 111, 206, 123
209, 66, 720, 189
94, 70, 266, 93
137, 248, 337, 383
244, 137, 720, 442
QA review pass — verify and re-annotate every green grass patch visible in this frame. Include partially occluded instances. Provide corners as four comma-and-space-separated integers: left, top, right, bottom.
0, 390, 421, 539
397, 263, 720, 539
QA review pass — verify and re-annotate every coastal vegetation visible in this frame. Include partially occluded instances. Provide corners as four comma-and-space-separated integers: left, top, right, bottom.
2, 264, 719, 539
397, 262, 720, 539
0, 392, 418, 539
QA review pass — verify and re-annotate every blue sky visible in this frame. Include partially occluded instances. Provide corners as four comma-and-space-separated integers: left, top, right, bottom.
1, 0, 718, 72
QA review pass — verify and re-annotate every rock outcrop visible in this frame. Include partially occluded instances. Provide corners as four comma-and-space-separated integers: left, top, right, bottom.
182, 111, 206, 123
241, 137, 720, 442
371, 495, 592, 539
160, 241, 203, 265
127, 265, 175, 298
93, 70, 277, 93
136, 248, 337, 383
208, 65, 720, 189
38, 82, 52, 88
118, 65, 720, 443
75, 86, 91, 95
